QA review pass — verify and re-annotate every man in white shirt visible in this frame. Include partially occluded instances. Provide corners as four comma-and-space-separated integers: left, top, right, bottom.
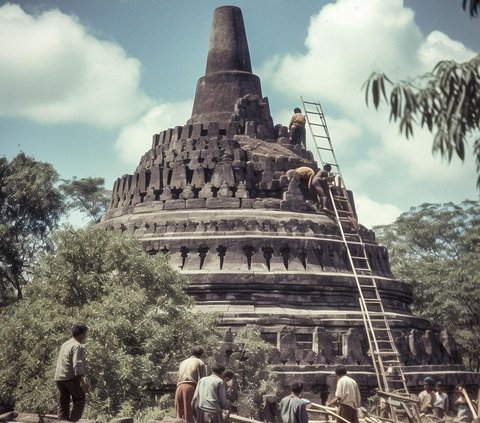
433, 381, 449, 418
54, 323, 89, 422
327, 366, 361, 423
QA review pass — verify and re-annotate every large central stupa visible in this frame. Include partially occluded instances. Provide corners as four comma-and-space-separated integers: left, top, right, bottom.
101, 6, 478, 400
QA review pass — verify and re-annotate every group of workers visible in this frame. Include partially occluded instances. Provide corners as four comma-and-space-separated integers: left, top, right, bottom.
418, 377, 476, 421
175, 346, 237, 423
175, 353, 362, 423
288, 107, 346, 216
52, 325, 480, 423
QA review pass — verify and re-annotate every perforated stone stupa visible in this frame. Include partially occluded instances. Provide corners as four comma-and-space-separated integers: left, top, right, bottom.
100, 5, 478, 398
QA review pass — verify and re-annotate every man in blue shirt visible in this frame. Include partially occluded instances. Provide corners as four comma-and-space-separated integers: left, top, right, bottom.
279, 381, 309, 423
192, 364, 231, 423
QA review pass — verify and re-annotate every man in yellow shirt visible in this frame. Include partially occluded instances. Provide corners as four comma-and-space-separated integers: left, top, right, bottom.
289, 108, 306, 147
175, 346, 206, 423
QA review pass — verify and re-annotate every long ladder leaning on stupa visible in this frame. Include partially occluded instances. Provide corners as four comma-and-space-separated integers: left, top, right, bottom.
301, 98, 422, 423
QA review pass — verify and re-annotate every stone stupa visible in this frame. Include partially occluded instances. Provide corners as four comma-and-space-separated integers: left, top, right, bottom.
101, 5, 478, 401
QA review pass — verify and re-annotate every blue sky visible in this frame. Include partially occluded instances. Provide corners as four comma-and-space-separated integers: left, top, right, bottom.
0, 0, 478, 228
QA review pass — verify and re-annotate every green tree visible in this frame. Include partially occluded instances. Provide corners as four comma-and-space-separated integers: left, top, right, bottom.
364, 2, 480, 187
60, 177, 111, 224
232, 326, 276, 419
374, 200, 480, 370
0, 226, 220, 420
0, 153, 64, 301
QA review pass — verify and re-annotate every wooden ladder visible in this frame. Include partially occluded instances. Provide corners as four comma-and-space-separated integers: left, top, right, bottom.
301, 98, 421, 423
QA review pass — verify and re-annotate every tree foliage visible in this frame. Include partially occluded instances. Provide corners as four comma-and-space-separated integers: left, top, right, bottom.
231, 326, 276, 419
60, 177, 111, 224
0, 226, 220, 420
0, 153, 64, 301
374, 200, 480, 370
463, 0, 480, 17
364, 55, 480, 187
364, 2, 480, 187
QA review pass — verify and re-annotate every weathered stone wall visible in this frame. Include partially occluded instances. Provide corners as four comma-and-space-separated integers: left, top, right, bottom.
105, 121, 318, 219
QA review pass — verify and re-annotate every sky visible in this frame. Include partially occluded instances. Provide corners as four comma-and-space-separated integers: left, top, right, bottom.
0, 0, 479, 228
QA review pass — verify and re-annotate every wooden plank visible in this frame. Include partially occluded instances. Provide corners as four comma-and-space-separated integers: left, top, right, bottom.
226, 413, 263, 423
460, 388, 478, 419
375, 390, 418, 404
0, 412, 17, 422
308, 402, 351, 423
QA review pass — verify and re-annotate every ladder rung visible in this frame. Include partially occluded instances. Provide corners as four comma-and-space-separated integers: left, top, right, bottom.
309, 123, 326, 127
339, 217, 355, 222
351, 256, 368, 260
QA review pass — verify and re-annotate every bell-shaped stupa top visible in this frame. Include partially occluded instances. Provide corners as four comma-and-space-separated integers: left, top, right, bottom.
188, 6, 264, 126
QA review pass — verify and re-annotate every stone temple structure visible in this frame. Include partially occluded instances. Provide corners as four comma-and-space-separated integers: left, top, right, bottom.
101, 6, 478, 400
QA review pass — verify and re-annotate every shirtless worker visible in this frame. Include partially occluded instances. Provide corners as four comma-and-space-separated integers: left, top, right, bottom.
288, 107, 306, 147
289, 165, 335, 213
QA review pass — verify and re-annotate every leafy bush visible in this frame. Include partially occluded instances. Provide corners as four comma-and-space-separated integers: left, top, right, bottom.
232, 326, 277, 418
0, 226, 220, 420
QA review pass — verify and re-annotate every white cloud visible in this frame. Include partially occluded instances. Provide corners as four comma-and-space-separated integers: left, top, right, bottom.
0, 3, 152, 128
353, 193, 403, 228
260, 0, 478, 216
419, 31, 476, 69
115, 100, 193, 165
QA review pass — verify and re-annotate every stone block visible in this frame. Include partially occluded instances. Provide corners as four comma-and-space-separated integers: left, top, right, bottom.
149, 165, 162, 191
206, 197, 240, 209
133, 201, 163, 213
170, 162, 187, 189
241, 198, 254, 208
211, 161, 235, 188
257, 123, 273, 139
226, 122, 238, 138
191, 123, 203, 139
245, 120, 256, 137
182, 124, 192, 139
152, 133, 160, 148
138, 169, 147, 192
252, 198, 281, 209
164, 128, 173, 144
208, 121, 220, 136
280, 199, 311, 212
186, 198, 206, 208
164, 199, 186, 210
